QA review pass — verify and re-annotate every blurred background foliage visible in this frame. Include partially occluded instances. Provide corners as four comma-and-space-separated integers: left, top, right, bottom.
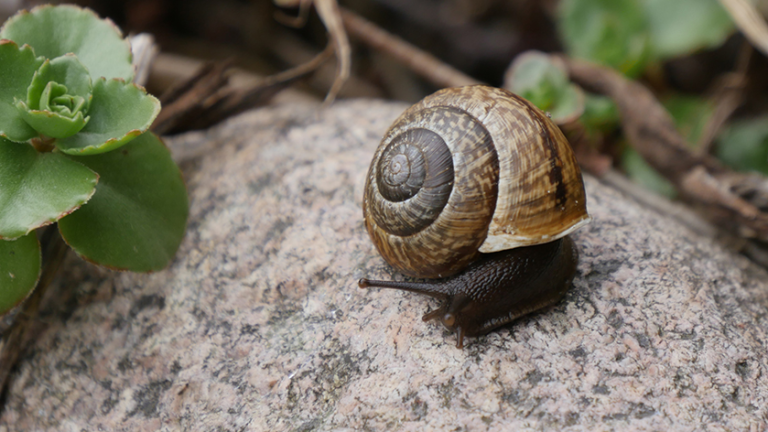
2, 0, 768, 196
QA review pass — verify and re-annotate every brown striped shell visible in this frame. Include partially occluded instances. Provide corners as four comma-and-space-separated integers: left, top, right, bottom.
362, 85, 590, 278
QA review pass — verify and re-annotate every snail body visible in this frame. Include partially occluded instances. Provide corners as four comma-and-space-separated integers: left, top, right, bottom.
360, 85, 590, 348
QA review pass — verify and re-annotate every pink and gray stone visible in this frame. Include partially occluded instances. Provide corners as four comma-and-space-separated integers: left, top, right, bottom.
1, 100, 767, 431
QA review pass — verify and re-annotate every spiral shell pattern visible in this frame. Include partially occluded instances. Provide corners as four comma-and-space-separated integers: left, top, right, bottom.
364, 105, 499, 278
363, 86, 590, 278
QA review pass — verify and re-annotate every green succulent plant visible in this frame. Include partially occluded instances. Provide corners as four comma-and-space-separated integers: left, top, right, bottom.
505, 51, 585, 125
0, 5, 188, 315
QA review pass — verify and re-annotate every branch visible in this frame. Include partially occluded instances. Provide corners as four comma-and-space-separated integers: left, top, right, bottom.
562, 56, 768, 243
339, 8, 482, 88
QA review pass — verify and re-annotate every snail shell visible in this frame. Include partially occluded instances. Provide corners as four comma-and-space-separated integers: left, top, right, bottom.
362, 85, 590, 278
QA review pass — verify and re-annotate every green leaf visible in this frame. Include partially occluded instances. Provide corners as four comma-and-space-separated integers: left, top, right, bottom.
507, 52, 564, 111
663, 95, 715, 148
716, 117, 768, 175
559, 0, 652, 77
505, 51, 585, 124
622, 147, 677, 198
580, 94, 620, 131
0, 40, 44, 142
0, 137, 98, 240
54, 78, 161, 155
0, 233, 41, 315
59, 132, 188, 272
16, 54, 92, 138
0, 5, 133, 81
644, 0, 734, 59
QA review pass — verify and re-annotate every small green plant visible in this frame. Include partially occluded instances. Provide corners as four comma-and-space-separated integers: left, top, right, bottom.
716, 117, 768, 175
0, 5, 188, 314
539, 0, 741, 198
558, 0, 734, 77
505, 51, 586, 124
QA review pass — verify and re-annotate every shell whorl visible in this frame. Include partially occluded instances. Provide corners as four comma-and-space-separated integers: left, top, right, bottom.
364, 105, 500, 278
363, 85, 590, 278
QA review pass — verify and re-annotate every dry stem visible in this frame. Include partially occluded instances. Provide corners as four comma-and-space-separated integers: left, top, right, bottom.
339, 7, 482, 89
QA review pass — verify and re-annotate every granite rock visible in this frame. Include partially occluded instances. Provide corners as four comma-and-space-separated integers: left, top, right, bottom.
1, 100, 767, 431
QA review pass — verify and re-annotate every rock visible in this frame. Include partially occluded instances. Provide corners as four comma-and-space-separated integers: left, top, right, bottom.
1, 100, 767, 431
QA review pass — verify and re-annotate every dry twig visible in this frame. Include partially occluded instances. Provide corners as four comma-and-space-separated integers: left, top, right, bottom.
339, 7, 482, 89
695, 42, 751, 154
696, 74, 746, 154
718, 0, 768, 57
273, 0, 312, 27
152, 60, 233, 135
314, 0, 351, 103
562, 56, 768, 244
152, 45, 333, 135
275, 0, 351, 103
563, 57, 724, 181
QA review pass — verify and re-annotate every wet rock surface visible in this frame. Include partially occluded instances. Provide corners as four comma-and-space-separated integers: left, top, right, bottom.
1, 100, 767, 431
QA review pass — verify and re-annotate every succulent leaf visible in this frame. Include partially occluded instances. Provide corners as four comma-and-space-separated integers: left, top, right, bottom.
0, 137, 98, 240
0, 233, 41, 316
54, 78, 161, 155
0, 5, 133, 81
0, 40, 44, 142
59, 132, 189, 272
15, 55, 92, 138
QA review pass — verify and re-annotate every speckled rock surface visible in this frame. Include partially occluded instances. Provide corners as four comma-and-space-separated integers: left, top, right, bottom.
1, 100, 768, 431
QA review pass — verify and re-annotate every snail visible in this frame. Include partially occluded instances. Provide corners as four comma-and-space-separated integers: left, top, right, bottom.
358, 85, 590, 348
